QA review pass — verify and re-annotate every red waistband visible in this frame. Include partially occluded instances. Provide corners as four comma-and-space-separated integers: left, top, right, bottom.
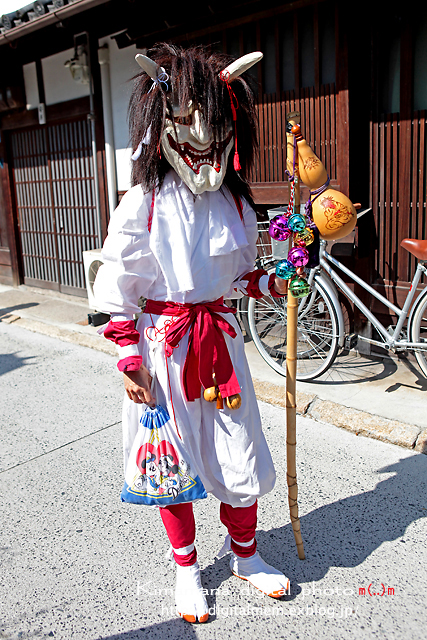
144, 297, 226, 313
144, 298, 240, 402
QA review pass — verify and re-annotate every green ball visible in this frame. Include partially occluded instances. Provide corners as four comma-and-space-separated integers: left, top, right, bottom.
289, 276, 310, 298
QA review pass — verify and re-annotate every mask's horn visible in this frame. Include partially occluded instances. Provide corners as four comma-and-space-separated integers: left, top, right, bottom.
135, 53, 160, 80
220, 51, 263, 82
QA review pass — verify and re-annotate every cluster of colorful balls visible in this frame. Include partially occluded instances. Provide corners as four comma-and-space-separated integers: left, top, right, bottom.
268, 211, 313, 298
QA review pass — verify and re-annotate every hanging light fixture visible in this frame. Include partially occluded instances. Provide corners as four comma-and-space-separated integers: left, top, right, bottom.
64, 42, 90, 85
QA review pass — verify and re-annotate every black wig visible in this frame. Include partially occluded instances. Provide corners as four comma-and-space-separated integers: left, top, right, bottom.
128, 42, 259, 203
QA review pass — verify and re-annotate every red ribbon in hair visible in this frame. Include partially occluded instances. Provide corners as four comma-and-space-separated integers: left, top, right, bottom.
144, 298, 241, 402
220, 70, 241, 171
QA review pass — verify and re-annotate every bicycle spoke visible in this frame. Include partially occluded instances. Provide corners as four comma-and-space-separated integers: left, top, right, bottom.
247, 277, 340, 380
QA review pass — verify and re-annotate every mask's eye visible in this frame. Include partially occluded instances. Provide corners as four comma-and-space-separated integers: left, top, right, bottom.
174, 114, 193, 125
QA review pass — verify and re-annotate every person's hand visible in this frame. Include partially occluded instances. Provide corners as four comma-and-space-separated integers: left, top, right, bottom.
274, 276, 288, 295
123, 364, 156, 406
274, 267, 306, 295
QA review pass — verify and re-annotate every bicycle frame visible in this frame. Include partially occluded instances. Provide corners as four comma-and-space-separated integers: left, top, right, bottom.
314, 241, 427, 351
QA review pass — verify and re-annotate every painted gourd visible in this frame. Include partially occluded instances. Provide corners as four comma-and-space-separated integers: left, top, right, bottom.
291, 124, 328, 190
311, 189, 357, 240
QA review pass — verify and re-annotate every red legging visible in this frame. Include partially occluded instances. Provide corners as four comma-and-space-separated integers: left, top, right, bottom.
160, 501, 257, 566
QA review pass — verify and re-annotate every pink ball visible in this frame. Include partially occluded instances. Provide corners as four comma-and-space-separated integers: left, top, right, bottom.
268, 215, 291, 242
288, 246, 309, 267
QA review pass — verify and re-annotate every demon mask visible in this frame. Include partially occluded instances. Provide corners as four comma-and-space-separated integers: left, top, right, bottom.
130, 45, 262, 195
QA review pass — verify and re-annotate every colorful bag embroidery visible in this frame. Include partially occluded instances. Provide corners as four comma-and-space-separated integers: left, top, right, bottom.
121, 404, 207, 506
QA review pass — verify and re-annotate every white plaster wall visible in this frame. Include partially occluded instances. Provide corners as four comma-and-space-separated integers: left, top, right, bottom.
99, 37, 140, 192
42, 48, 90, 106
23, 61, 39, 110
25, 37, 140, 192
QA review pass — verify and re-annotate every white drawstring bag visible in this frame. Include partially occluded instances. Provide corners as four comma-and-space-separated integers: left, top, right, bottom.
121, 404, 207, 506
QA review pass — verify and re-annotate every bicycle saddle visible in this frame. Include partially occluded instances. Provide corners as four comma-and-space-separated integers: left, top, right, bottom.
400, 238, 427, 260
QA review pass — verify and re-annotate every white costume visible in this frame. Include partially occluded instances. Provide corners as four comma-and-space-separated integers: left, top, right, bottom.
94, 170, 276, 507
94, 47, 290, 622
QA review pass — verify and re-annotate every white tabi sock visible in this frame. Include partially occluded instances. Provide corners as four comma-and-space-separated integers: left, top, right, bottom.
229, 551, 290, 598
175, 560, 209, 623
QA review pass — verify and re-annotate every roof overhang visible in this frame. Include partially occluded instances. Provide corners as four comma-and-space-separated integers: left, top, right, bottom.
0, 0, 112, 47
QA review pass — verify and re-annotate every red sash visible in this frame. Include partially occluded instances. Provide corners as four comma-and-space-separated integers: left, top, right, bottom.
144, 298, 241, 402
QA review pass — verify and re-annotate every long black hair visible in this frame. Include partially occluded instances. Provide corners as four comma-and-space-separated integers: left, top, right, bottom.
128, 42, 259, 204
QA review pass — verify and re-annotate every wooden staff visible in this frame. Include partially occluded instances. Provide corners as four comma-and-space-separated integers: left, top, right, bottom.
286, 111, 305, 560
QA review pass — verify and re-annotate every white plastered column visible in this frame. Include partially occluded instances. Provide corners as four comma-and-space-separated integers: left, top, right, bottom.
98, 44, 118, 217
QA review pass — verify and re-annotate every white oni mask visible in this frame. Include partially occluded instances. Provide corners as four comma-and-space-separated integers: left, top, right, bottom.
161, 101, 234, 194
134, 51, 263, 194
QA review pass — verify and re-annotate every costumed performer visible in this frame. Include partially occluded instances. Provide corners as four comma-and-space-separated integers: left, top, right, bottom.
94, 42, 293, 623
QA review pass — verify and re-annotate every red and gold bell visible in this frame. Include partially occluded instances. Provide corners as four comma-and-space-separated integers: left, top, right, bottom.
295, 228, 314, 246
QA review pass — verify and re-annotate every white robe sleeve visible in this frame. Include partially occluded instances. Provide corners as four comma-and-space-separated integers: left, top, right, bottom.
224, 198, 270, 299
93, 186, 159, 317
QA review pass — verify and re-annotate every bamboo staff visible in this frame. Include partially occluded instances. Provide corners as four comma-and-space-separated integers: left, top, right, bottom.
285, 111, 305, 560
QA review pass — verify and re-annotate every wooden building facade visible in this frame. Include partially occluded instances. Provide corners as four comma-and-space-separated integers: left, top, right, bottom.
0, 0, 425, 324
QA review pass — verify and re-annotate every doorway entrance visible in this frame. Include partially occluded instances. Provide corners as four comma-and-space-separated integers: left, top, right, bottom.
9, 116, 100, 295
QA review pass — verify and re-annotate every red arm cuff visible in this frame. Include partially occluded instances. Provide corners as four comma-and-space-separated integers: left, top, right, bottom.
104, 320, 140, 346
117, 356, 143, 372
268, 273, 286, 298
240, 269, 268, 299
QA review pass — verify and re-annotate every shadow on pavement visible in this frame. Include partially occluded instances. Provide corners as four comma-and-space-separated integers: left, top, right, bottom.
312, 352, 398, 386
304, 349, 427, 391
96, 454, 427, 638
99, 621, 199, 639
0, 351, 36, 377
384, 355, 427, 391
0, 302, 39, 318
203, 454, 427, 600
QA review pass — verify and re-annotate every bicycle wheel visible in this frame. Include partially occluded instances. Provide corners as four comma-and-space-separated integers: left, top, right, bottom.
410, 289, 427, 378
247, 276, 340, 381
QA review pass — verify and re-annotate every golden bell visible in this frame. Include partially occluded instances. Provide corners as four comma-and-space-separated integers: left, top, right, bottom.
226, 394, 242, 410
311, 189, 357, 240
295, 228, 314, 246
203, 386, 218, 402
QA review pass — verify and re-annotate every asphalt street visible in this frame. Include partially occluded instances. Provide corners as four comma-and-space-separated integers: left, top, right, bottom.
1, 321, 427, 640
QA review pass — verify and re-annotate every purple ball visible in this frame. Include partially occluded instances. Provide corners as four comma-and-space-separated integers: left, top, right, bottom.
288, 246, 309, 267
268, 215, 291, 242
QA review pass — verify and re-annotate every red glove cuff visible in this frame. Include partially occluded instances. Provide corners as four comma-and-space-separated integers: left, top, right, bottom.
117, 356, 143, 372
241, 269, 268, 299
104, 320, 140, 347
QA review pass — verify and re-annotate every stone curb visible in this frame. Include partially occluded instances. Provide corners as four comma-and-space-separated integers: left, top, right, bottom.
0, 313, 116, 357
2, 313, 425, 455
252, 379, 426, 455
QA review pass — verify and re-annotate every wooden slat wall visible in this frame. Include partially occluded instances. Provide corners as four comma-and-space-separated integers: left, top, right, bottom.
371, 110, 427, 290
213, 1, 343, 205
251, 84, 337, 188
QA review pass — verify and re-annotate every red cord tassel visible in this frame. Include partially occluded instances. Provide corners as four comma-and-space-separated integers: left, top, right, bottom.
233, 151, 241, 171
220, 71, 241, 172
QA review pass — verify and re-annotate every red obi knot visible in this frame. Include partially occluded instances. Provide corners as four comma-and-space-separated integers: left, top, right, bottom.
144, 299, 241, 402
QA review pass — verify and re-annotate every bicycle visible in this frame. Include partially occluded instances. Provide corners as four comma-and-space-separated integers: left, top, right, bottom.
246, 230, 427, 381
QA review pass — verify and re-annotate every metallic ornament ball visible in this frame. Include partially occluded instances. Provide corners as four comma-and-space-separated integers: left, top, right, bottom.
276, 259, 297, 280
